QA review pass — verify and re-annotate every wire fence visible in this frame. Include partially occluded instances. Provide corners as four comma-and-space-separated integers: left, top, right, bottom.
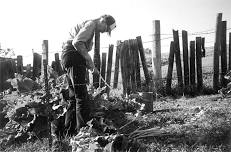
1, 27, 231, 93
1, 27, 231, 60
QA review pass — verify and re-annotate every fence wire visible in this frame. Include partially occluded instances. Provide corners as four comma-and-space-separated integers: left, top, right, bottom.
1, 27, 231, 90
2, 26, 230, 59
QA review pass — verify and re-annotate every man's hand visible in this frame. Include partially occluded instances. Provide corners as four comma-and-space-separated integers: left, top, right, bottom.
88, 67, 99, 75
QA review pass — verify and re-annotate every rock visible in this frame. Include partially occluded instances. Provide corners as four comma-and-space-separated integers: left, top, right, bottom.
7, 75, 41, 93
10, 106, 33, 123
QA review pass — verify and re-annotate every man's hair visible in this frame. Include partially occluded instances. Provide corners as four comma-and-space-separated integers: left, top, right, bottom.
100, 14, 116, 35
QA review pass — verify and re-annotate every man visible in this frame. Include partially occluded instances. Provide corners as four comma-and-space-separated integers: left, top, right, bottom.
61, 14, 116, 136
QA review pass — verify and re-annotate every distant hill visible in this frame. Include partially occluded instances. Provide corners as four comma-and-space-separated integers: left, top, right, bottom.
145, 46, 214, 67
144, 46, 215, 78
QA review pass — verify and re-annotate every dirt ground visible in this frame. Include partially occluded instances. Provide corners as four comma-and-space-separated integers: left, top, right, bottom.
1, 90, 231, 152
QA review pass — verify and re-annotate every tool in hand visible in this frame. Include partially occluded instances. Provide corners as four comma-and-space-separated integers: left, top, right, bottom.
89, 68, 113, 90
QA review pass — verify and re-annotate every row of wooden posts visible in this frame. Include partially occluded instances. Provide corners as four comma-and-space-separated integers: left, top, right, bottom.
0, 49, 63, 92
1, 13, 230, 95
0, 34, 150, 95
213, 13, 231, 91
4, 52, 63, 80
92, 31, 150, 95
166, 31, 206, 95
154, 13, 231, 95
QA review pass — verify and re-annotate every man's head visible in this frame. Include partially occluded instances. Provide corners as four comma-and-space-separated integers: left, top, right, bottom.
97, 15, 116, 35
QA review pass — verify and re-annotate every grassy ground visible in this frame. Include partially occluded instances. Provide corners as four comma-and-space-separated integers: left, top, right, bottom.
2, 47, 231, 151
2, 93, 231, 152
141, 95, 231, 152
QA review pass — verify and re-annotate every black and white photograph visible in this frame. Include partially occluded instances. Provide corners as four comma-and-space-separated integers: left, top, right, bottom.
0, 0, 231, 151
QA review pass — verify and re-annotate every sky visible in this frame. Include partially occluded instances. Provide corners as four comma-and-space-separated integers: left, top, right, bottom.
0, 0, 231, 65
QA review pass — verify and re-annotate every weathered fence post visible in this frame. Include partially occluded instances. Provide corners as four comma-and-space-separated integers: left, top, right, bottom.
213, 13, 222, 91
126, 40, 132, 94
0, 59, 4, 92
229, 33, 231, 71
26, 64, 32, 78
54, 53, 62, 75
173, 30, 183, 95
166, 41, 175, 94
100, 53, 107, 87
182, 30, 189, 94
113, 41, 121, 89
17, 55, 23, 74
42, 40, 52, 148
0, 60, 3, 92
129, 40, 137, 93
220, 21, 227, 87
190, 41, 196, 94
0, 58, 16, 92
196, 37, 203, 93
136, 36, 151, 87
93, 31, 101, 88
120, 41, 128, 95
201, 37, 206, 57
134, 40, 141, 90
42, 42, 49, 77
106, 45, 113, 94
12, 59, 17, 74
33, 53, 42, 80
152, 20, 162, 91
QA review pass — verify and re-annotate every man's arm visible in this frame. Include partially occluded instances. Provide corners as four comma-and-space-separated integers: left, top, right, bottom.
74, 42, 95, 71
71, 21, 96, 71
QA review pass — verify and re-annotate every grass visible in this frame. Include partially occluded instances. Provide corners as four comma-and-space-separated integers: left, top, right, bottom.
139, 95, 231, 152
2, 47, 231, 151
3, 139, 50, 152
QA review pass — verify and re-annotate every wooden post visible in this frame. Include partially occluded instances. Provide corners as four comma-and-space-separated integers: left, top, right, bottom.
152, 20, 162, 91
173, 30, 183, 95
53, 54, 58, 72
0, 60, 3, 92
190, 41, 196, 94
0, 59, 4, 92
54, 53, 62, 75
213, 13, 222, 91
106, 45, 113, 94
26, 64, 32, 78
55, 53, 59, 62
201, 37, 206, 57
42, 40, 52, 148
93, 31, 101, 88
229, 33, 231, 71
113, 41, 121, 88
136, 36, 151, 86
134, 39, 141, 90
126, 40, 132, 94
129, 39, 136, 93
120, 41, 127, 94
220, 21, 227, 87
42, 41, 49, 99
166, 41, 175, 94
51, 61, 56, 72
33, 53, 42, 80
17, 55, 23, 74
11, 59, 17, 74
196, 37, 203, 92
182, 30, 189, 94
100, 53, 107, 87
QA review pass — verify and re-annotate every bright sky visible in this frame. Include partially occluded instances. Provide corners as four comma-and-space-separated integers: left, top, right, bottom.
0, 0, 231, 65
